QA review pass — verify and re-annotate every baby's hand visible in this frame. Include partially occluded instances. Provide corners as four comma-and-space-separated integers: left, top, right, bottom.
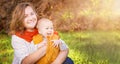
51, 40, 62, 48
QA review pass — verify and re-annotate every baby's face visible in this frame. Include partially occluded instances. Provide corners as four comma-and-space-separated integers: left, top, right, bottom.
37, 20, 54, 37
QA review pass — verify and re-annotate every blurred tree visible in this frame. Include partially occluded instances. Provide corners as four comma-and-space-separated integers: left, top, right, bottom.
1, 0, 120, 32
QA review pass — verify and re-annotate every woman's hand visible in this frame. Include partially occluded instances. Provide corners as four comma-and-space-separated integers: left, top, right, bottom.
51, 49, 69, 64
51, 61, 62, 64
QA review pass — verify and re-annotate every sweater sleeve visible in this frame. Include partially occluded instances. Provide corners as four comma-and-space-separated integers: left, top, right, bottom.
11, 35, 30, 64
59, 39, 69, 51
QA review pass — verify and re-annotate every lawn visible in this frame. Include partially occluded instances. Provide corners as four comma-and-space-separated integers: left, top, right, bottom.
0, 33, 13, 64
0, 31, 120, 64
59, 31, 120, 64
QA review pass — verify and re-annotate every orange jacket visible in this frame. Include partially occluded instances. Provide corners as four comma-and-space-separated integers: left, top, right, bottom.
33, 32, 60, 64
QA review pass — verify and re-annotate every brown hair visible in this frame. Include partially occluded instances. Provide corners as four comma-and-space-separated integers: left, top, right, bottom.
9, 2, 38, 35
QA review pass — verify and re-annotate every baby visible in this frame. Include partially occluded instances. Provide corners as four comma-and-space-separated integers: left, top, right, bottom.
33, 18, 68, 64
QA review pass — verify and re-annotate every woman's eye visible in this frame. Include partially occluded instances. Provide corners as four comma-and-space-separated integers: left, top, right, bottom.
31, 12, 35, 15
24, 14, 28, 18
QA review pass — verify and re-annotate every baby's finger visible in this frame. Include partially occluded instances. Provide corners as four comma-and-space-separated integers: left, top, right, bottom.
51, 40, 54, 42
55, 43, 59, 48
52, 42, 56, 47
53, 43, 58, 48
55, 43, 58, 48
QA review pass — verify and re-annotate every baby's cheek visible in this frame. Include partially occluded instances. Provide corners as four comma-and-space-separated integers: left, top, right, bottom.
44, 34, 48, 37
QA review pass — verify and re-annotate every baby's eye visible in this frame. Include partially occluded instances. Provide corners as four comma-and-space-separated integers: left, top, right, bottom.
50, 27, 53, 29
45, 28, 49, 30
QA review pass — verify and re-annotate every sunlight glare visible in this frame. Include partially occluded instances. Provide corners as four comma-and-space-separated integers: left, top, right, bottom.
112, 0, 120, 16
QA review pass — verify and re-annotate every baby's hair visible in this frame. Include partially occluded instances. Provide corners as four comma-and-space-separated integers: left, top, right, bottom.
37, 18, 53, 28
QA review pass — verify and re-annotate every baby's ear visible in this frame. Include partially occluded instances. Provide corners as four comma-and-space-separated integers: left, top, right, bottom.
38, 31, 41, 34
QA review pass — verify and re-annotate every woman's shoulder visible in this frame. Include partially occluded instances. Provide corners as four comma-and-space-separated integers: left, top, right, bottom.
11, 35, 32, 45
11, 35, 26, 44
11, 35, 31, 48
12, 35, 24, 40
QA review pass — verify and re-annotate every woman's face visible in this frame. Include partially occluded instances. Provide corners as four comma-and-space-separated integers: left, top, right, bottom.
23, 6, 37, 31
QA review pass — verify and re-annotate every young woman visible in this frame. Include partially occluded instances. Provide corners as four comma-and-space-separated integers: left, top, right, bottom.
10, 2, 73, 64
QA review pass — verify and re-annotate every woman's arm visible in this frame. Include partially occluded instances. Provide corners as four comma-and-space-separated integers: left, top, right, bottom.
12, 35, 47, 64
51, 48, 69, 64
22, 45, 47, 64
51, 39, 69, 64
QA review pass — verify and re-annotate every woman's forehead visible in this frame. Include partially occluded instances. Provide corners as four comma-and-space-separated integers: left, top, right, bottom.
25, 6, 34, 14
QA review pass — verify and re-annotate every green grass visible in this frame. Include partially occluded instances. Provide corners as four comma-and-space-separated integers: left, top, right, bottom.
59, 31, 120, 64
0, 31, 120, 64
0, 33, 13, 64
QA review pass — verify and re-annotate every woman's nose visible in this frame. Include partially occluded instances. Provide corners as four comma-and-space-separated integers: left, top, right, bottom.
28, 16, 33, 21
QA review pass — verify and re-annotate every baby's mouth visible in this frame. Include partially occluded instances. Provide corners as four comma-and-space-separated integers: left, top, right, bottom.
47, 33, 52, 36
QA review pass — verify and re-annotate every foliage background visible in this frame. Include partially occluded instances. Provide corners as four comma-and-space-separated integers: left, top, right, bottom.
1, 0, 120, 32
